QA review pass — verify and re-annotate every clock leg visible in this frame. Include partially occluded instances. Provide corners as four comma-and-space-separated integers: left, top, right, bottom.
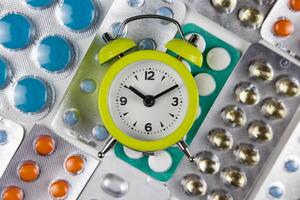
97, 137, 118, 159
177, 140, 195, 162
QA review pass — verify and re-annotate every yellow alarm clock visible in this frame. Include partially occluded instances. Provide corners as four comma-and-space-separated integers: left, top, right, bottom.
97, 15, 203, 161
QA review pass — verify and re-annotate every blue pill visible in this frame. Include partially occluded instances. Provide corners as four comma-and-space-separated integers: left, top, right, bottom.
138, 38, 157, 50
13, 77, 50, 113
128, 0, 144, 8
36, 36, 73, 73
285, 160, 299, 173
92, 125, 108, 141
0, 58, 10, 89
63, 109, 80, 127
111, 22, 127, 37
0, 130, 8, 144
156, 7, 174, 24
59, 0, 96, 31
269, 186, 284, 198
80, 79, 97, 94
24, 0, 54, 8
0, 13, 33, 49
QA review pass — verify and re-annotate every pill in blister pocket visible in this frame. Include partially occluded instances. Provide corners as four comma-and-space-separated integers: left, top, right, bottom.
64, 154, 85, 175
268, 183, 285, 199
207, 189, 233, 200
35, 36, 74, 73
285, 158, 299, 173
49, 179, 70, 199
34, 135, 56, 156
207, 128, 234, 151
275, 76, 300, 97
211, 0, 237, 14
194, 73, 216, 96
18, 160, 40, 182
13, 77, 52, 114
221, 105, 247, 127
101, 173, 129, 198
260, 97, 287, 119
0, 130, 8, 145
127, 0, 145, 8
80, 79, 97, 94
247, 120, 273, 142
290, 0, 300, 11
1, 186, 24, 200
137, 38, 157, 50
24, 0, 54, 9
207, 47, 231, 71
156, 7, 174, 24
180, 174, 207, 197
57, 0, 97, 32
233, 143, 260, 166
238, 8, 264, 29
194, 151, 220, 174
234, 82, 259, 105
63, 109, 80, 127
111, 22, 128, 37
0, 13, 33, 50
0, 57, 10, 89
92, 125, 108, 141
221, 167, 247, 189
249, 60, 274, 81
273, 18, 294, 37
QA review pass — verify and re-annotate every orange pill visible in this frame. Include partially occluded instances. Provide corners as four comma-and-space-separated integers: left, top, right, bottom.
34, 135, 55, 156
64, 154, 85, 175
290, 0, 300, 11
1, 186, 24, 200
49, 180, 69, 200
273, 18, 294, 37
18, 161, 40, 182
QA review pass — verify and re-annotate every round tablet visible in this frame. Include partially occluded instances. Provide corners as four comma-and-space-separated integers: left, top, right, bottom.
0, 13, 33, 49
0, 130, 8, 145
290, 0, 300, 11
58, 0, 96, 31
63, 109, 80, 127
156, 7, 174, 24
269, 184, 284, 199
35, 36, 73, 73
138, 38, 157, 50
18, 160, 40, 182
194, 73, 216, 96
128, 0, 144, 8
80, 79, 97, 94
207, 47, 231, 71
0, 58, 10, 89
148, 151, 172, 173
273, 18, 294, 37
64, 154, 85, 175
34, 135, 55, 156
24, 0, 54, 8
111, 22, 127, 37
123, 146, 143, 159
92, 125, 108, 141
185, 33, 206, 52
13, 77, 51, 114
1, 186, 24, 200
285, 157, 299, 173
49, 179, 70, 199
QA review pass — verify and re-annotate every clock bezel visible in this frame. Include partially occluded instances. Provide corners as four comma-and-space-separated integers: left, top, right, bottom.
98, 50, 198, 152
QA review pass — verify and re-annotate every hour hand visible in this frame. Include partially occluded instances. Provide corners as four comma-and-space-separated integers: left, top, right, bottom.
127, 86, 146, 100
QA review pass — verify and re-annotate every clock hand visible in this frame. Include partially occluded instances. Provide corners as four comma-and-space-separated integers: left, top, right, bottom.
154, 84, 179, 100
128, 86, 146, 100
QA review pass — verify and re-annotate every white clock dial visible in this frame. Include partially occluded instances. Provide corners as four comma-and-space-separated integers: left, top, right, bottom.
108, 60, 188, 141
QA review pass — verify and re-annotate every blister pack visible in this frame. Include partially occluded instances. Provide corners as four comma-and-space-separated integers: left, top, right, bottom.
261, 0, 300, 62
167, 42, 300, 200
78, 154, 170, 200
51, 0, 187, 148
0, 124, 99, 200
185, 0, 276, 42
0, 116, 24, 177
0, 0, 104, 123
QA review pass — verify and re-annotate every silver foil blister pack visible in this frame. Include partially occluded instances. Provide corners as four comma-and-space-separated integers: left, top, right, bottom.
261, 0, 300, 62
51, 0, 187, 149
0, 0, 103, 123
0, 124, 99, 200
186, 0, 276, 42
167, 42, 300, 200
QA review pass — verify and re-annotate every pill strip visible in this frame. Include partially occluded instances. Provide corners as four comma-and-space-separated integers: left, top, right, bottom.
168, 42, 300, 200
0, 124, 99, 200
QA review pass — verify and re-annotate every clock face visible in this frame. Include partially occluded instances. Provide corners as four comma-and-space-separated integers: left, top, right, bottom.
108, 60, 188, 141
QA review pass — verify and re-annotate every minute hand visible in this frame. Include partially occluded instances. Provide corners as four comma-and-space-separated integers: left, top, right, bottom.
154, 84, 179, 100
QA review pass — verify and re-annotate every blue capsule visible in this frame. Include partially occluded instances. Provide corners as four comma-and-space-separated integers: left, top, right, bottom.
269, 185, 284, 199
36, 36, 73, 73
13, 77, 50, 113
128, 0, 144, 8
80, 79, 97, 94
0, 13, 33, 50
0, 57, 10, 89
24, 0, 54, 8
63, 109, 80, 127
138, 38, 157, 50
58, 0, 96, 31
92, 125, 108, 141
156, 7, 174, 24
285, 160, 299, 173
0, 130, 8, 145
